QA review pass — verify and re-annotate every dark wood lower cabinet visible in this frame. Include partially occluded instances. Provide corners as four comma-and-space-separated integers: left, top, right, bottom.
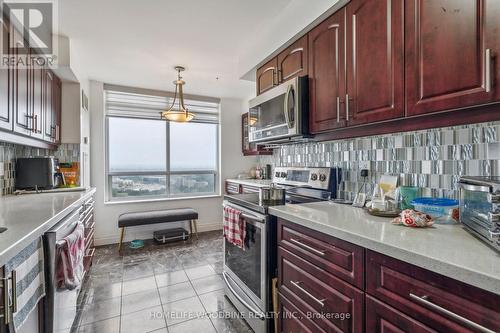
277, 219, 500, 333
366, 296, 435, 333
0, 267, 5, 333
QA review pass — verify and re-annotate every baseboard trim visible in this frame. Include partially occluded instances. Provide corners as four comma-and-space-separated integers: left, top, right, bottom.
94, 222, 222, 246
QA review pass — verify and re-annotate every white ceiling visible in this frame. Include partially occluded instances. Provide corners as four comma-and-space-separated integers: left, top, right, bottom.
58, 0, 293, 99
59, 0, 342, 100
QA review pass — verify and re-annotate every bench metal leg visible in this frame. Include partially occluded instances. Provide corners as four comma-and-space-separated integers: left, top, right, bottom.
191, 219, 199, 239
118, 227, 125, 254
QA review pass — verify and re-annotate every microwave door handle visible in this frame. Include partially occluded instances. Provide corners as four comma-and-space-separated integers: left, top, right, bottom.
283, 84, 293, 129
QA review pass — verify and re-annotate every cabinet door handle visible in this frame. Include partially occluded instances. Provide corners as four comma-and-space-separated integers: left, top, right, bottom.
409, 293, 494, 333
25, 114, 33, 130
485, 49, 492, 93
290, 281, 326, 307
34, 115, 38, 133
345, 94, 354, 122
289, 238, 326, 256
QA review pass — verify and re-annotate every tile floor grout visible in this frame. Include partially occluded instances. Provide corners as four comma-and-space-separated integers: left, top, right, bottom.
74, 231, 251, 333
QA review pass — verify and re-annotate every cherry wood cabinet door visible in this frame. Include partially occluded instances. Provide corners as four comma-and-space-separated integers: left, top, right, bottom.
346, 0, 404, 125
277, 35, 308, 84
11, 29, 32, 136
31, 53, 44, 140
43, 69, 54, 142
366, 296, 436, 333
0, 267, 6, 333
308, 9, 346, 134
279, 292, 326, 333
406, 0, 500, 116
53, 75, 61, 143
241, 113, 272, 156
256, 57, 278, 95
0, 21, 12, 131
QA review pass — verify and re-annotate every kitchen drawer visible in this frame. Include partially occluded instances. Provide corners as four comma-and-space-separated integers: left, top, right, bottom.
278, 246, 364, 333
366, 295, 436, 333
279, 292, 326, 333
366, 250, 500, 332
278, 219, 364, 288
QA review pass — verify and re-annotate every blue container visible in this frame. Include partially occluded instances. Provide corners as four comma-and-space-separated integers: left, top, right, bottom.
410, 197, 458, 223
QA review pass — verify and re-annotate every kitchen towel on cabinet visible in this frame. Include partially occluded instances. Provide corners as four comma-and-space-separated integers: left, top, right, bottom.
4, 238, 45, 332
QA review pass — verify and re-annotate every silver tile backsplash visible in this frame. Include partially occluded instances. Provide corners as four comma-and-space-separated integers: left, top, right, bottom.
0, 142, 80, 195
258, 121, 500, 200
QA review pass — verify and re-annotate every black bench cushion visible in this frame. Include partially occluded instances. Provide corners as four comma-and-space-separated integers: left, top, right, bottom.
118, 208, 198, 228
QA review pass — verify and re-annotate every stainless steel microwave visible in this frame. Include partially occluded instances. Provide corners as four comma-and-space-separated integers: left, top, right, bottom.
248, 76, 309, 143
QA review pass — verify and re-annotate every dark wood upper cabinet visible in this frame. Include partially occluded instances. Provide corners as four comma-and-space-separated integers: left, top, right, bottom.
277, 35, 308, 83
53, 75, 61, 144
406, 0, 500, 116
308, 9, 346, 134
0, 21, 11, 131
43, 69, 54, 142
345, 0, 405, 126
256, 58, 278, 95
31, 52, 44, 140
241, 113, 272, 156
11, 29, 32, 136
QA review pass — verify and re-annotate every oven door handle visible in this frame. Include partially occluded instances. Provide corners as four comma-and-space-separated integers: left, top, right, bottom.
222, 272, 266, 320
241, 213, 266, 224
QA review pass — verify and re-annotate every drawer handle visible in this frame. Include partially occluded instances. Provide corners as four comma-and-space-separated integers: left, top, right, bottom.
290, 281, 326, 308
409, 293, 495, 333
289, 238, 326, 256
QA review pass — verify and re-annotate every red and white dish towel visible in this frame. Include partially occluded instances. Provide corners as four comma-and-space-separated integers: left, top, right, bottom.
223, 206, 246, 250
56, 222, 85, 290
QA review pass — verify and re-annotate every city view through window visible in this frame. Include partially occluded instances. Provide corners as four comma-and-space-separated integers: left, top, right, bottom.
107, 117, 218, 199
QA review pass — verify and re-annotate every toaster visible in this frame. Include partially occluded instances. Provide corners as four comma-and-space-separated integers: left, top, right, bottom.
15, 157, 65, 190
459, 176, 500, 252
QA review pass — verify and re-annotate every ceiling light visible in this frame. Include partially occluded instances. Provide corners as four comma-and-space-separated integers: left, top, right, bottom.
160, 66, 194, 122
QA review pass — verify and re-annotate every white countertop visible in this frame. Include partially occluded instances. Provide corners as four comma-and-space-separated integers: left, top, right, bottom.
269, 201, 500, 296
226, 179, 273, 188
0, 187, 96, 266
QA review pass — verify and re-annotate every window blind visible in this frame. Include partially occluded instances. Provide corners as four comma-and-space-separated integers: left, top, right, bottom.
105, 89, 220, 124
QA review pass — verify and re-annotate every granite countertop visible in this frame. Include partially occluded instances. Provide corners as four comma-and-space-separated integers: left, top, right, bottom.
0, 187, 96, 266
269, 201, 500, 296
226, 179, 273, 188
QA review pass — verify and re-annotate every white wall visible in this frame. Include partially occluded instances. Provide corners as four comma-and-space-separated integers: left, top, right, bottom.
89, 81, 257, 245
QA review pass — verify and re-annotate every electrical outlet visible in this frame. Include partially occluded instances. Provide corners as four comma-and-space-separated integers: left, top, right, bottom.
359, 161, 371, 170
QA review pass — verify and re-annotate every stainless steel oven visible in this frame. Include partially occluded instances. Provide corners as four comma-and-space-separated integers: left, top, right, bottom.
248, 76, 309, 143
222, 201, 274, 333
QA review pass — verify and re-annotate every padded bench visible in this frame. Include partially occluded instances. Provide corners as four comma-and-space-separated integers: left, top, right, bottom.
117, 208, 198, 252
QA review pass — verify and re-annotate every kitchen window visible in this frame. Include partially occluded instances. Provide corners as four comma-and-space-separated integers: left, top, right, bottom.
104, 87, 220, 201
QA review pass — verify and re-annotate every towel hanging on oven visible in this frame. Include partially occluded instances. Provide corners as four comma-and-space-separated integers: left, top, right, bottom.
223, 206, 246, 250
56, 222, 85, 290
4, 238, 45, 332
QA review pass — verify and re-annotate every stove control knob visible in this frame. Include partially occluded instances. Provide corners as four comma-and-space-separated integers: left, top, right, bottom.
310, 173, 318, 181
319, 174, 327, 182
275, 172, 281, 178
280, 172, 287, 178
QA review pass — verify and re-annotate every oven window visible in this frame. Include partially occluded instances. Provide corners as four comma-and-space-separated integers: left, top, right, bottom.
224, 222, 262, 299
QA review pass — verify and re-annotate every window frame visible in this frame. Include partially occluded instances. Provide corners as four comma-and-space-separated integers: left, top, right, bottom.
105, 114, 220, 202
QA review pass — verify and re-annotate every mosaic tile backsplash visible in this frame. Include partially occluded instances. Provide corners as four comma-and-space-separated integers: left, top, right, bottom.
0, 142, 80, 195
258, 121, 500, 201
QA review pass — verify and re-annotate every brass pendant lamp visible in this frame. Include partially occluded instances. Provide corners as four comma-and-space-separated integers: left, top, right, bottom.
160, 66, 195, 122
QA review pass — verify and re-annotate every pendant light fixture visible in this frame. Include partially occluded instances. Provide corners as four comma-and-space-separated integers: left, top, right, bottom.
160, 66, 195, 122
